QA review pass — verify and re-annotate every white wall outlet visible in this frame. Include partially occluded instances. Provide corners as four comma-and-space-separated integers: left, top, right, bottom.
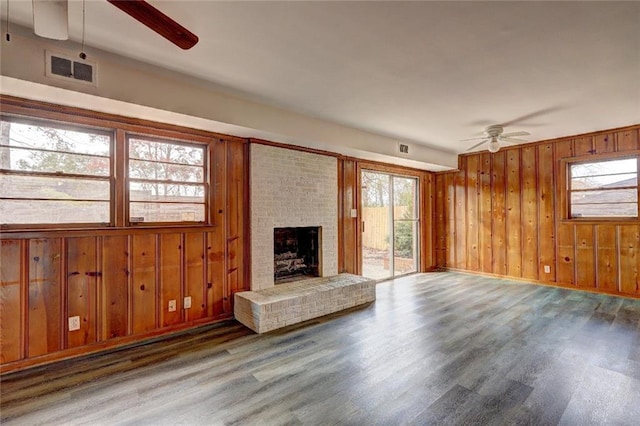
350, 209, 358, 218
68, 316, 80, 331
168, 299, 177, 312
184, 296, 192, 309
544, 265, 551, 274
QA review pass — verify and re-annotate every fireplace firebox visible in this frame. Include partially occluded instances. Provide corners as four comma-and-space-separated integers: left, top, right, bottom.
274, 227, 321, 283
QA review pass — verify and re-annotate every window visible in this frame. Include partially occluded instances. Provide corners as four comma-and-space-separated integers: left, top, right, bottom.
0, 118, 112, 225
568, 156, 639, 218
128, 136, 206, 223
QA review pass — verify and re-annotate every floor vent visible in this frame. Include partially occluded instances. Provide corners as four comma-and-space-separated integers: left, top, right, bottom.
46, 50, 97, 86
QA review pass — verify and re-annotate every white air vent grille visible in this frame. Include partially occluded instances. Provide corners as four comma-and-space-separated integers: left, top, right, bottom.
46, 50, 97, 86
398, 143, 409, 154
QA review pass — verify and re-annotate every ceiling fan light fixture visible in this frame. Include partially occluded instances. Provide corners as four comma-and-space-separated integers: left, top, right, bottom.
33, 0, 68, 40
488, 138, 501, 153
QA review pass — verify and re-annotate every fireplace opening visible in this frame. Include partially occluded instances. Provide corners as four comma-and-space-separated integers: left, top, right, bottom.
274, 226, 321, 284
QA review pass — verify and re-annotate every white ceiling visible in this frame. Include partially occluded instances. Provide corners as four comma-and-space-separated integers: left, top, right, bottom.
2, 1, 640, 155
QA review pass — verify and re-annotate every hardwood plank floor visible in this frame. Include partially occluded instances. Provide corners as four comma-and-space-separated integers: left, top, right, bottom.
1, 272, 639, 425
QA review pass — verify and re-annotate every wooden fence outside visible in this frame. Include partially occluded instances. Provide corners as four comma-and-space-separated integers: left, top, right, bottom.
362, 206, 409, 250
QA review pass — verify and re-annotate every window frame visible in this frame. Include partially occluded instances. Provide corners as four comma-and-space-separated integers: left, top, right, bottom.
562, 151, 640, 223
0, 99, 225, 231
0, 115, 116, 229
125, 133, 210, 227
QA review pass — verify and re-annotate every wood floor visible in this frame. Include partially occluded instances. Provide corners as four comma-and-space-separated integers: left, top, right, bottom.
1, 272, 639, 425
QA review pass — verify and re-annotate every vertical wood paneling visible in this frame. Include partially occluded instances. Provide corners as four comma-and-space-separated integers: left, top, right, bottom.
616, 129, 639, 151
434, 174, 446, 267
101, 235, 129, 340
505, 149, 522, 277
596, 225, 618, 292
479, 153, 493, 273
185, 233, 207, 321
454, 161, 467, 269
445, 173, 455, 267
619, 225, 639, 295
341, 160, 358, 273
575, 225, 595, 288
573, 135, 594, 156
28, 238, 62, 357
491, 151, 507, 275
131, 234, 157, 334
466, 155, 480, 271
594, 133, 615, 154
1, 240, 23, 363
66, 237, 98, 348
227, 140, 247, 296
555, 139, 574, 285
207, 230, 225, 318
521, 147, 538, 280
537, 143, 555, 282
159, 234, 182, 327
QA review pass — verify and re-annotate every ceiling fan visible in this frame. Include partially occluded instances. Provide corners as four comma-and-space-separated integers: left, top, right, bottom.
32, 0, 198, 50
462, 125, 530, 153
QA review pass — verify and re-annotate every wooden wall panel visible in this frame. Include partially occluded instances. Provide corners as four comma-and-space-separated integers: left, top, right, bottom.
554, 139, 574, 285
1, 240, 23, 363
491, 151, 507, 275
434, 174, 446, 267
505, 149, 522, 277
159, 234, 182, 327
454, 162, 467, 269
575, 225, 595, 289
596, 225, 618, 292
594, 133, 615, 154
439, 124, 639, 298
185, 233, 207, 321
66, 237, 98, 348
131, 234, 157, 334
340, 159, 358, 273
537, 143, 555, 282
573, 135, 594, 156
466, 155, 480, 271
479, 153, 493, 273
616, 129, 638, 151
207, 230, 226, 318
227, 140, 248, 295
101, 235, 129, 340
521, 147, 538, 280
619, 225, 639, 295
28, 238, 62, 357
445, 173, 455, 267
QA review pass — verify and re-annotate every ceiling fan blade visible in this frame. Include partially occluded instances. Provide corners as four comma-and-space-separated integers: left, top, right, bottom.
459, 136, 488, 142
106, 0, 199, 50
33, 0, 69, 40
466, 139, 489, 151
500, 106, 563, 127
500, 137, 528, 143
501, 131, 530, 138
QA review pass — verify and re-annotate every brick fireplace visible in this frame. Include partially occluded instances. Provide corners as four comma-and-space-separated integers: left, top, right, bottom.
250, 144, 338, 290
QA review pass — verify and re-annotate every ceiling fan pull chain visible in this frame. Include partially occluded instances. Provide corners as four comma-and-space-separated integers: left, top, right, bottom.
79, 0, 87, 59
5, 0, 9, 42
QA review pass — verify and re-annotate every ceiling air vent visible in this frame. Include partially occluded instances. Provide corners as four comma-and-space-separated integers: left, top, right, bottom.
398, 143, 409, 154
45, 50, 97, 86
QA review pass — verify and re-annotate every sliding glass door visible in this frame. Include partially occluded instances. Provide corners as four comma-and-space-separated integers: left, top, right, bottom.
361, 171, 419, 280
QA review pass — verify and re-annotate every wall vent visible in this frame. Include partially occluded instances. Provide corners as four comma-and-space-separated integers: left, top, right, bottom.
398, 143, 409, 154
45, 50, 97, 86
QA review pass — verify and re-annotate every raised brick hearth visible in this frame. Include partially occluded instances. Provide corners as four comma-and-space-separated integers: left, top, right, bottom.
234, 274, 376, 333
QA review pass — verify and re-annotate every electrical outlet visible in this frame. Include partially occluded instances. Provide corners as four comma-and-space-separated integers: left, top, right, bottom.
168, 299, 177, 312
68, 316, 80, 331
544, 265, 551, 274
184, 296, 192, 309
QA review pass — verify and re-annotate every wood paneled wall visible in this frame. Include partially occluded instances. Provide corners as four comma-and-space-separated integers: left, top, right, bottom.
435, 125, 640, 297
0, 138, 249, 373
